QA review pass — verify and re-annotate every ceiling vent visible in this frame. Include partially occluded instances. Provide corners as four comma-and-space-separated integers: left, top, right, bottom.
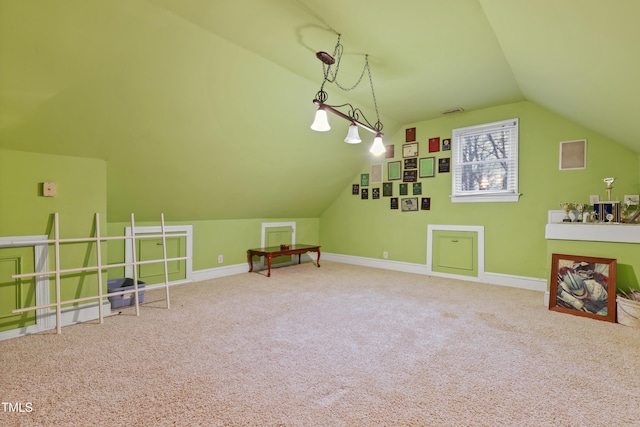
442, 107, 464, 115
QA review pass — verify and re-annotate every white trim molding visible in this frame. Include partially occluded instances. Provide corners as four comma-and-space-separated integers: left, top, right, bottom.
322, 252, 546, 293
256, 221, 297, 270
192, 263, 249, 282
545, 222, 640, 243
261, 222, 297, 247
124, 225, 193, 282
0, 235, 53, 341
322, 252, 428, 276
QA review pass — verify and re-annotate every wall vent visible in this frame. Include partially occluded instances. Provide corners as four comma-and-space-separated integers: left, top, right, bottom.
442, 107, 464, 115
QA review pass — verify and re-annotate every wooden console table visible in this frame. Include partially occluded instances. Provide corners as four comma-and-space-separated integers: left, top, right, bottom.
247, 244, 321, 277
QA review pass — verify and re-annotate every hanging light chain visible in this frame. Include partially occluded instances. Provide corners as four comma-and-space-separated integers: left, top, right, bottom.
314, 34, 384, 136
365, 56, 382, 132
322, 35, 369, 92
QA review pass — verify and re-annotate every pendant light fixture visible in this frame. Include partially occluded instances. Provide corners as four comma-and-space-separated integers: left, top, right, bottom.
370, 133, 386, 155
344, 123, 361, 144
310, 107, 331, 131
310, 35, 385, 155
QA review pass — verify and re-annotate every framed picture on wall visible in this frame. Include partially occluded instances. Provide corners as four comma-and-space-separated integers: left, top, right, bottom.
438, 158, 450, 173
401, 197, 418, 212
549, 253, 616, 323
421, 197, 431, 210
388, 161, 402, 180
372, 188, 380, 199
360, 173, 369, 186
406, 127, 416, 142
370, 164, 383, 184
390, 197, 399, 209
361, 188, 369, 199
412, 182, 422, 195
403, 170, 418, 182
399, 183, 408, 196
385, 145, 395, 159
429, 137, 440, 153
419, 157, 435, 178
352, 184, 359, 195
383, 182, 393, 197
404, 158, 418, 170
559, 139, 587, 170
402, 142, 419, 158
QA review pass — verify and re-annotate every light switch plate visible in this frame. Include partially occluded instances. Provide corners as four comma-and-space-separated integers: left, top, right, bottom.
43, 182, 57, 197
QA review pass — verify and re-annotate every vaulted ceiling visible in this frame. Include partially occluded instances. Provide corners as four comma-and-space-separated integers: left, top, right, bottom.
1, 0, 639, 221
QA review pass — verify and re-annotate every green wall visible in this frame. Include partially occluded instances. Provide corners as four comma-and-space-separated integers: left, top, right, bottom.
3, 99, 640, 311
106, 217, 320, 279
0, 149, 108, 302
546, 240, 639, 294
319, 101, 640, 280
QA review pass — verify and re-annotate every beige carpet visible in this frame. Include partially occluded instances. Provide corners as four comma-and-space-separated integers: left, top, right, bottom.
1, 261, 639, 426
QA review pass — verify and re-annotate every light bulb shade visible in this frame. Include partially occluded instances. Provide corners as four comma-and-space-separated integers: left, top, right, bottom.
344, 123, 362, 144
369, 134, 386, 156
310, 108, 331, 131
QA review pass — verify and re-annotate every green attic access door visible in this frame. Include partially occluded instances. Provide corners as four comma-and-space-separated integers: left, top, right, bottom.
136, 233, 186, 284
427, 225, 484, 279
432, 230, 478, 277
125, 225, 192, 286
265, 226, 293, 265
0, 247, 36, 332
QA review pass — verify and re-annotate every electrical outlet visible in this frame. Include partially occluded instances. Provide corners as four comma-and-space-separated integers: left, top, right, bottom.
589, 195, 600, 204
217, 255, 224, 264
383, 251, 388, 259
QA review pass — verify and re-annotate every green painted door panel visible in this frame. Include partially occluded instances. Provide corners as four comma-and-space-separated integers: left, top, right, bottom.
0, 247, 36, 332
432, 230, 478, 277
266, 226, 292, 265
136, 234, 186, 284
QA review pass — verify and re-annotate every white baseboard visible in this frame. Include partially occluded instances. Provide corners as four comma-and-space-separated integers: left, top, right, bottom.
322, 252, 428, 275
191, 254, 320, 283
192, 263, 249, 282
52, 300, 113, 326
0, 300, 112, 342
322, 252, 547, 297
483, 272, 547, 292
190, 255, 548, 305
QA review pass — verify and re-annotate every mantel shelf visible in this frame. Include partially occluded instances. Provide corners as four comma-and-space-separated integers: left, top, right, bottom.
545, 223, 640, 244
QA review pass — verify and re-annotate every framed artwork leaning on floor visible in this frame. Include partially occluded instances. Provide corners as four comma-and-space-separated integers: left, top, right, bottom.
549, 253, 616, 323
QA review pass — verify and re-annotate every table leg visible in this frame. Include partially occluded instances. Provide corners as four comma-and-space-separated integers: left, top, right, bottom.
317, 248, 321, 267
248, 250, 254, 272
267, 254, 272, 277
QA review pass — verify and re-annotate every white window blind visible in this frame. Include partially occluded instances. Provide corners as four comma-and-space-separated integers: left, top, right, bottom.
451, 118, 520, 203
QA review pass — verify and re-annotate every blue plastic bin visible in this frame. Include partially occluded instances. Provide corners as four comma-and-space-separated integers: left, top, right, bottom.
107, 278, 146, 308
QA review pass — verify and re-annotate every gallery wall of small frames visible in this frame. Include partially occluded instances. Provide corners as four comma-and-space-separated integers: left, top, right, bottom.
351, 127, 451, 212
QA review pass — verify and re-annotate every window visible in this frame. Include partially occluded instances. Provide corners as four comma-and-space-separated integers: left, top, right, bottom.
450, 118, 520, 203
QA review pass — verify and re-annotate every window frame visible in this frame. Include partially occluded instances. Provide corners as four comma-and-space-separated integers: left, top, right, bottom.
450, 118, 520, 203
